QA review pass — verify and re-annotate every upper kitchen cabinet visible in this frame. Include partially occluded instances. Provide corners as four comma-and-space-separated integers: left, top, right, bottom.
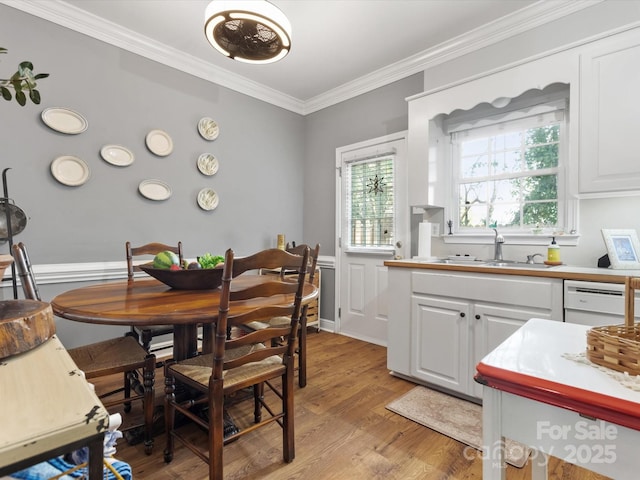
579, 27, 640, 195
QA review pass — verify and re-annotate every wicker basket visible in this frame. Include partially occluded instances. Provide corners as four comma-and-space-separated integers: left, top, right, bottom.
586, 277, 640, 375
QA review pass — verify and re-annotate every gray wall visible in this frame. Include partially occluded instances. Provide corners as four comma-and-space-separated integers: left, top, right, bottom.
0, 5, 305, 264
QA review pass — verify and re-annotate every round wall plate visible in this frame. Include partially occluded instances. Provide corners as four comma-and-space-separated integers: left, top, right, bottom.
145, 129, 173, 156
197, 153, 219, 176
197, 188, 219, 211
198, 117, 219, 141
50, 155, 90, 186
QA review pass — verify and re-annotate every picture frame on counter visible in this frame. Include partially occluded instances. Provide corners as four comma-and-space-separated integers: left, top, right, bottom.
601, 229, 640, 269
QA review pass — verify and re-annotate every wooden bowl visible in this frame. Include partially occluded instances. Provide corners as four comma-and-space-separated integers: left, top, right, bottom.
0, 300, 56, 359
139, 264, 224, 290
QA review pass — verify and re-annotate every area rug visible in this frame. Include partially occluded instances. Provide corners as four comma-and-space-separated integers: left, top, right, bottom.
386, 386, 530, 468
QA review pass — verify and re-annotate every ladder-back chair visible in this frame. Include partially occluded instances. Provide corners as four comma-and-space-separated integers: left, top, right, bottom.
164, 246, 310, 480
125, 241, 183, 353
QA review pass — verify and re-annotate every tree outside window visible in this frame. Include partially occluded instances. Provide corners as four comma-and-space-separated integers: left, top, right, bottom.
457, 122, 560, 231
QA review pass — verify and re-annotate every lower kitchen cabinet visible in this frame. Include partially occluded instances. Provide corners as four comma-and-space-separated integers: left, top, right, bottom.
388, 268, 563, 400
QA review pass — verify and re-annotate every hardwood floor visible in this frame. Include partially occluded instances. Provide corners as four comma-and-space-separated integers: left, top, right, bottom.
95, 332, 610, 480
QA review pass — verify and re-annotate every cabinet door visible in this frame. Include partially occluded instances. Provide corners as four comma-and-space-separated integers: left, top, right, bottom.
471, 303, 553, 398
579, 28, 640, 193
412, 295, 469, 394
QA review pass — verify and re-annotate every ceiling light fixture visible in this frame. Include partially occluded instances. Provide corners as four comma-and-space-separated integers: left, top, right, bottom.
204, 0, 292, 65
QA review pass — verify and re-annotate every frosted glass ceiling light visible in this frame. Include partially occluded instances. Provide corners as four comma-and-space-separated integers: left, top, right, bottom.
204, 0, 292, 64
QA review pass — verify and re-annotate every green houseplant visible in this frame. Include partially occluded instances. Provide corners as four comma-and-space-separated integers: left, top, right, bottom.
0, 47, 48, 106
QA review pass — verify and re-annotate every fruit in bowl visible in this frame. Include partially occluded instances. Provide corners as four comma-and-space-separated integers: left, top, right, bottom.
153, 250, 180, 269
141, 251, 225, 289
140, 263, 224, 290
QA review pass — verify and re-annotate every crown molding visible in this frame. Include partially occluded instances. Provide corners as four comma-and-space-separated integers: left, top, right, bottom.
302, 0, 602, 114
2, 0, 601, 115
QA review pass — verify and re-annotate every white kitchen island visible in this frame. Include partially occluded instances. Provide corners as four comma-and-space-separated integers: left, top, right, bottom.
476, 318, 640, 479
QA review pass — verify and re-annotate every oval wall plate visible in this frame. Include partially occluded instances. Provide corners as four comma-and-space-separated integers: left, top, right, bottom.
138, 179, 172, 201
100, 144, 135, 167
41, 107, 88, 134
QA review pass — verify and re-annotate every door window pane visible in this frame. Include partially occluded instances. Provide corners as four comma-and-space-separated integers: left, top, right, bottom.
346, 157, 395, 248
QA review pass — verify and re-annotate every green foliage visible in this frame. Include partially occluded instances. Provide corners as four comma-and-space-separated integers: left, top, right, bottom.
197, 253, 224, 269
0, 48, 49, 106
458, 124, 560, 229
518, 126, 559, 226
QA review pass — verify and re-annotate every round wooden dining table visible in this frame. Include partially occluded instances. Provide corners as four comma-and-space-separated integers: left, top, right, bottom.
51, 275, 318, 361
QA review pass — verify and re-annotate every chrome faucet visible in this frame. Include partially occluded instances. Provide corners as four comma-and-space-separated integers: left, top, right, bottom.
526, 253, 544, 264
493, 228, 504, 261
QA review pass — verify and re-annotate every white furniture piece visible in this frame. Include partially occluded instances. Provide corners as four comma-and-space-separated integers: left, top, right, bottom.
0, 304, 109, 479
387, 267, 562, 399
476, 318, 640, 479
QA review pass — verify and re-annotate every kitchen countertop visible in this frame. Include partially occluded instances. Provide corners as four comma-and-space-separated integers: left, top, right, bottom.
384, 258, 640, 283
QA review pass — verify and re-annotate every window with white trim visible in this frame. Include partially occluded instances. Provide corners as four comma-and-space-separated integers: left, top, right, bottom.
447, 97, 566, 233
345, 155, 395, 249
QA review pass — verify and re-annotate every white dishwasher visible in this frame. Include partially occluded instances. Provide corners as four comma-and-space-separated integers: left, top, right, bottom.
564, 280, 640, 326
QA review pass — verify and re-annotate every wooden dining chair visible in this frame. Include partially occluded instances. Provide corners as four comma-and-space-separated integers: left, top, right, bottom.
246, 243, 320, 387
126, 241, 183, 353
284, 243, 319, 387
12, 242, 156, 455
164, 246, 310, 480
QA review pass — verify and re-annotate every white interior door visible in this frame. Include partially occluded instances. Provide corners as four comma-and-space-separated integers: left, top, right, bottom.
335, 132, 408, 346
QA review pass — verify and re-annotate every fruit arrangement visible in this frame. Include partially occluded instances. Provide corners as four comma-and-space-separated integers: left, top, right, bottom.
142, 251, 225, 290
152, 251, 224, 271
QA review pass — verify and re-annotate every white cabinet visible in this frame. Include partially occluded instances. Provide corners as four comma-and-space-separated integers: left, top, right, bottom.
387, 268, 563, 399
413, 295, 469, 393
470, 303, 552, 398
579, 27, 640, 193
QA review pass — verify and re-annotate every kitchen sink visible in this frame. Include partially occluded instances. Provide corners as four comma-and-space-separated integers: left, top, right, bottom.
484, 260, 552, 269
429, 259, 553, 268
429, 258, 488, 266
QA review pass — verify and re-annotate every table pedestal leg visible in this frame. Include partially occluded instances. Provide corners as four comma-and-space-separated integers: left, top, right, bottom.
173, 324, 198, 361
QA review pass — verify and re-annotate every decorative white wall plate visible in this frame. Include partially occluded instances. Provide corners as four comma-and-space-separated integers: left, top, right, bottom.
197, 153, 219, 176
198, 117, 219, 141
50, 155, 90, 186
100, 144, 135, 167
145, 129, 173, 156
41, 107, 88, 134
197, 188, 219, 211
138, 179, 172, 201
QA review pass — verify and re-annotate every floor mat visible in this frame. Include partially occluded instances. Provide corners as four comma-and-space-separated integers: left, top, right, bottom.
386, 386, 530, 468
